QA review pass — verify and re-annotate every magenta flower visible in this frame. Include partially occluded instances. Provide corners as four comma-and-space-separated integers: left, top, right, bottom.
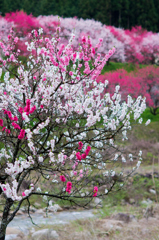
78, 141, 83, 150
0, 119, 3, 126
66, 181, 72, 194
93, 186, 98, 197
85, 146, 91, 155
81, 153, 87, 159
18, 129, 25, 139
76, 152, 81, 161
60, 175, 66, 182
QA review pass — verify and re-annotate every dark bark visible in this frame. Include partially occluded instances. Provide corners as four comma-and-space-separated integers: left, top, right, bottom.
0, 234, 5, 240
0, 176, 8, 196
0, 199, 14, 240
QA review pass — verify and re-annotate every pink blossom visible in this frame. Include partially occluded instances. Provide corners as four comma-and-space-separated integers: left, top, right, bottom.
78, 141, 83, 150
12, 122, 21, 130
76, 152, 81, 161
85, 146, 91, 155
69, 71, 73, 76
60, 175, 66, 182
81, 153, 87, 159
18, 107, 23, 114
66, 181, 72, 194
30, 105, 36, 114
7, 111, 12, 120
3, 110, 8, 114
0, 119, 3, 126
93, 186, 98, 197
18, 129, 25, 139
6, 129, 11, 134
13, 116, 18, 121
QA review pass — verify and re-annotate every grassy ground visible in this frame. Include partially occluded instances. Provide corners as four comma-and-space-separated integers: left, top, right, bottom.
101, 61, 149, 74
27, 200, 159, 240
26, 166, 159, 239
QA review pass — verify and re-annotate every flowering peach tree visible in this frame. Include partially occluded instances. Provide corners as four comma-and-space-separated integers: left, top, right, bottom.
0, 28, 148, 240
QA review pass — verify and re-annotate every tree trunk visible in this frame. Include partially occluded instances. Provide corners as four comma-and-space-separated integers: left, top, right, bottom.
0, 219, 7, 240
0, 199, 14, 240
0, 233, 5, 240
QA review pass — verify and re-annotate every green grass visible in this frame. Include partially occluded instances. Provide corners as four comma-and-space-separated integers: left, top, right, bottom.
140, 108, 159, 122
101, 61, 148, 74
132, 121, 159, 142
99, 171, 159, 218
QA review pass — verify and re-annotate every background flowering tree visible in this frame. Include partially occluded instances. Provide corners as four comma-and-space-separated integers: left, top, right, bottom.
0, 28, 148, 240
1, 11, 159, 64
98, 66, 159, 115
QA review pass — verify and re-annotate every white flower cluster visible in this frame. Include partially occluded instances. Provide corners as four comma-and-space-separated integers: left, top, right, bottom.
0, 180, 34, 201
33, 117, 50, 134
5, 157, 34, 178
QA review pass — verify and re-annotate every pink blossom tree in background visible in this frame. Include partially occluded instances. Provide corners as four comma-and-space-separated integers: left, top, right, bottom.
134, 66, 159, 115
37, 16, 125, 62
0, 28, 148, 240
1, 11, 159, 64
98, 66, 159, 115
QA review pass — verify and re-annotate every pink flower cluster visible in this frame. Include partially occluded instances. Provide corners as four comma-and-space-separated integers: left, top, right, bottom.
0, 110, 20, 135
93, 186, 98, 197
66, 181, 72, 194
60, 175, 66, 182
97, 66, 159, 112
18, 99, 36, 115
76, 144, 91, 161
23, 99, 36, 115
18, 129, 25, 139
0, 100, 36, 139
78, 141, 83, 150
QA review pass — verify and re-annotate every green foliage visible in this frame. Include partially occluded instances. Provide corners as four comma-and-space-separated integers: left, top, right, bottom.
101, 62, 148, 74
133, 122, 159, 142
140, 108, 159, 123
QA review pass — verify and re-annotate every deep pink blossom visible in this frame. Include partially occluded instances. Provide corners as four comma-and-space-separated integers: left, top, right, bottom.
18, 107, 23, 114
12, 122, 21, 130
81, 153, 87, 159
30, 105, 36, 114
78, 141, 83, 150
93, 186, 98, 197
18, 129, 25, 139
60, 175, 66, 182
76, 152, 81, 161
85, 146, 91, 155
13, 116, 18, 121
66, 181, 72, 194
0, 119, 3, 126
